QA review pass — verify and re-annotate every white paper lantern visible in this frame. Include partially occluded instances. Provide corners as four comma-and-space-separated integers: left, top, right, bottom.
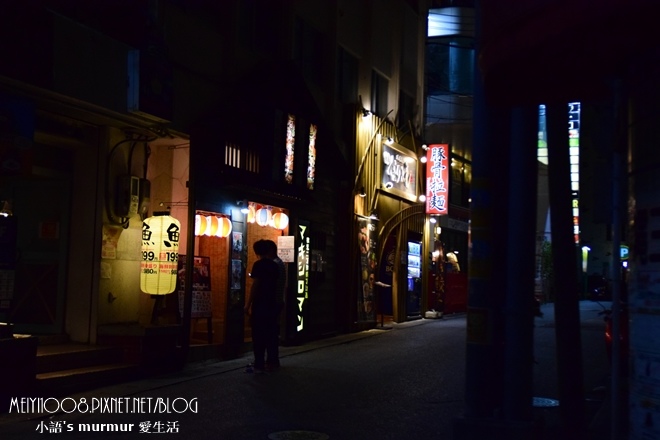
141, 214, 180, 295
271, 212, 289, 230
255, 207, 272, 226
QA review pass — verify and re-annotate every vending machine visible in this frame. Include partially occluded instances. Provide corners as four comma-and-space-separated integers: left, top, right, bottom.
406, 241, 422, 316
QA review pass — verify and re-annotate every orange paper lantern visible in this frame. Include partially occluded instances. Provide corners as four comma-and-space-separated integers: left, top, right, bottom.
194, 214, 207, 236
217, 216, 233, 238
205, 215, 218, 236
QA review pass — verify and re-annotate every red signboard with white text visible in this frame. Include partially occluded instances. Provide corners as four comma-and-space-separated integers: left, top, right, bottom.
426, 144, 449, 215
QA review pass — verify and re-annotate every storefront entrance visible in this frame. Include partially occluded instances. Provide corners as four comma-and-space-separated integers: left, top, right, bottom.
8, 179, 71, 334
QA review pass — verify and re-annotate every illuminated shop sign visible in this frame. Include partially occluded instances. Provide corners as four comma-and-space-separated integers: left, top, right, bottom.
381, 143, 417, 202
284, 114, 295, 184
141, 214, 180, 295
296, 223, 310, 332
426, 144, 449, 215
568, 102, 580, 244
537, 103, 581, 243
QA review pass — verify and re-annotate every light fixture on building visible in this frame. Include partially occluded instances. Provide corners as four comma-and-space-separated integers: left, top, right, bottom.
362, 108, 372, 118
369, 210, 379, 220
256, 206, 272, 226
422, 144, 429, 151
385, 136, 393, 145
141, 213, 180, 295
359, 187, 366, 197
271, 211, 289, 230
419, 194, 426, 202
430, 216, 437, 224
0, 200, 12, 217
420, 155, 427, 163
237, 200, 249, 214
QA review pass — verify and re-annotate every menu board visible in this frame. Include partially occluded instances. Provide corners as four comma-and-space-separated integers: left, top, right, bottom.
177, 255, 212, 318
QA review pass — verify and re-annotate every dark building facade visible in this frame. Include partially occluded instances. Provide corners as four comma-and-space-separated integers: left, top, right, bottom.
0, 0, 432, 388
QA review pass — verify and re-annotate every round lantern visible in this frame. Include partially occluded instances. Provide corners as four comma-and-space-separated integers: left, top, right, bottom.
194, 214, 207, 236
141, 214, 180, 295
205, 215, 218, 236
255, 206, 272, 226
217, 216, 233, 238
271, 212, 289, 230
247, 204, 256, 223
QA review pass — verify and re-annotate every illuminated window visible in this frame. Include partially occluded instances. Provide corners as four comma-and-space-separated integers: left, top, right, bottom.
307, 123, 317, 190
284, 114, 295, 184
225, 142, 259, 173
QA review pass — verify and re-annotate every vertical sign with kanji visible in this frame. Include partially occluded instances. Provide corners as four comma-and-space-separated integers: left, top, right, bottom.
426, 144, 449, 215
141, 215, 180, 294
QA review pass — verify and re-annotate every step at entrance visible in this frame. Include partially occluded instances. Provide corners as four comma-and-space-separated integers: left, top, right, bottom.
35, 342, 140, 397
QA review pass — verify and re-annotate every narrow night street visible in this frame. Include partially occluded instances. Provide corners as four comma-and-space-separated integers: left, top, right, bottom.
1, 301, 612, 439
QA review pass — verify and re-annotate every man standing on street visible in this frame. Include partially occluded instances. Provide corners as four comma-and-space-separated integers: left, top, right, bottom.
264, 239, 286, 371
244, 240, 279, 373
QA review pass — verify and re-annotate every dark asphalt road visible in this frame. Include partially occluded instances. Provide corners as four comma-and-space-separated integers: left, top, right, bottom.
0, 301, 613, 439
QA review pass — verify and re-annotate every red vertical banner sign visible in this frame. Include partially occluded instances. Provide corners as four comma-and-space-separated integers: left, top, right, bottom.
426, 144, 449, 215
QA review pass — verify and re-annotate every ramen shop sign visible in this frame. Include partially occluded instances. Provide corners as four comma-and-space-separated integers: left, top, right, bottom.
296, 223, 310, 332
380, 143, 417, 202
426, 144, 449, 215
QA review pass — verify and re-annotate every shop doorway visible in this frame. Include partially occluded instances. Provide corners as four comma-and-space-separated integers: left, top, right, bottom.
9, 179, 70, 334
243, 203, 289, 343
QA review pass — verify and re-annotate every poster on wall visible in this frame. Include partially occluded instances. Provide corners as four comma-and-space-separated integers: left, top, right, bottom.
177, 255, 212, 318
231, 259, 242, 290
278, 235, 295, 263
378, 234, 396, 316
357, 216, 377, 322
101, 225, 122, 259
232, 232, 243, 260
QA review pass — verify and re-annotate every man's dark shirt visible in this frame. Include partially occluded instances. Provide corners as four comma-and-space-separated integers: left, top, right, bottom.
250, 258, 279, 314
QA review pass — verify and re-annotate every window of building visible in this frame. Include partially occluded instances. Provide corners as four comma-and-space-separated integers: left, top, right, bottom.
225, 142, 259, 174
279, 111, 318, 190
398, 90, 415, 130
337, 47, 358, 104
307, 123, 317, 190
284, 114, 296, 184
237, 0, 279, 55
371, 70, 389, 118
450, 156, 471, 208
337, 46, 358, 153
